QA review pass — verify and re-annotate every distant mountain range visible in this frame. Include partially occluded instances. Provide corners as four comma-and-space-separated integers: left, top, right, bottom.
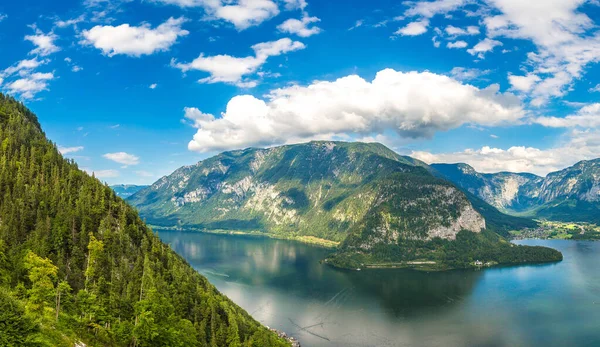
110, 184, 148, 198
127, 141, 561, 270
432, 159, 600, 224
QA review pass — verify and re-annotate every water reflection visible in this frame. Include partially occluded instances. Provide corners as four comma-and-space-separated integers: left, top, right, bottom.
160, 231, 600, 347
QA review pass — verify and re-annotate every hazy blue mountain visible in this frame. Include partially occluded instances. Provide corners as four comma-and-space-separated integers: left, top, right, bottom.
110, 184, 149, 198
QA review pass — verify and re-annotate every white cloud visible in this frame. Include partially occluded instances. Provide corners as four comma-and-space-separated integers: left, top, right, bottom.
445, 25, 479, 36
81, 17, 188, 57
214, 0, 279, 30
508, 74, 541, 92
447, 40, 467, 48
412, 129, 600, 176
277, 15, 321, 37
103, 152, 140, 165
72, 65, 83, 72
2, 57, 47, 77
399, 0, 471, 34
185, 68, 524, 152
58, 146, 84, 154
172, 38, 305, 87
5, 71, 55, 99
535, 103, 600, 128
589, 84, 600, 93
404, 0, 470, 18
395, 19, 429, 36
467, 38, 502, 58
283, 0, 307, 10
135, 170, 155, 178
482, 0, 600, 105
0, 13, 7, 22
450, 67, 491, 81
25, 27, 60, 56
349, 19, 364, 30
149, 83, 158, 89
85, 168, 120, 178
154, 0, 279, 30
55, 15, 85, 28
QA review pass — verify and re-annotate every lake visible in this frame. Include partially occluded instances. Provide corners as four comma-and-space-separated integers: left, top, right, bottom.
157, 230, 600, 347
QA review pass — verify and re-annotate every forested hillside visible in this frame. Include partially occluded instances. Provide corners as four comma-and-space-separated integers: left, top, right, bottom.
0, 94, 288, 346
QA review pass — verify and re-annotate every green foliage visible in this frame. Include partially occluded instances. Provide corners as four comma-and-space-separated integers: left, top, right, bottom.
328, 230, 563, 270
0, 289, 39, 347
0, 94, 289, 346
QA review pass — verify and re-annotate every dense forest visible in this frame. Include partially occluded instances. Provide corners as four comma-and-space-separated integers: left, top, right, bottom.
0, 94, 289, 346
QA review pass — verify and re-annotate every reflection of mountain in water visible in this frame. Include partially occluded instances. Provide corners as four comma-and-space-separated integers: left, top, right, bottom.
348, 268, 482, 318
161, 230, 483, 317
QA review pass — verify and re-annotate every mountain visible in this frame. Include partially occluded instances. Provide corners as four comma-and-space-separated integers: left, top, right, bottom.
432, 160, 600, 223
0, 94, 288, 346
129, 141, 561, 270
110, 184, 149, 198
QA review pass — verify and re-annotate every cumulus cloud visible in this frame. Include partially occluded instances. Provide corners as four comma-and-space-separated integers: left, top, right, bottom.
154, 0, 279, 30
149, 83, 158, 89
5, 71, 55, 99
103, 152, 140, 165
58, 146, 84, 154
467, 38, 502, 58
398, 0, 471, 35
445, 25, 479, 36
482, 0, 600, 105
404, 0, 470, 18
81, 17, 188, 57
2, 58, 47, 77
172, 38, 305, 87
277, 14, 321, 37
447, 40, 467, 48
395, 19, 429, 36
85, 168, 120, 178
25, 27, 60, 56
184, 68, 524, 152
283, 0, 307, 10
0, 57, 54, 99
55, 15, 85, 29
450, 67, 490, 81
412, 129, 600, 176
215, 0, 279, 29
535, 103, 600, 128
508, 74, 541, 92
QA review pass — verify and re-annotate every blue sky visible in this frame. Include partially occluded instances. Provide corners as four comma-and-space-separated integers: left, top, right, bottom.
1, 0, 600, 184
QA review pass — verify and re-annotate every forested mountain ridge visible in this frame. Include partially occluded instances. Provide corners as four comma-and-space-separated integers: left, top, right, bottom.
0, 94, 289, 346
129, 142, 485, 242
432, 160, 600, 223
129, 141, 561, 270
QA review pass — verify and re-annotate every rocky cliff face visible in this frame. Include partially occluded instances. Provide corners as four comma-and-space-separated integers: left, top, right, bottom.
129, 141, 484, 244
432, 159, 600, 223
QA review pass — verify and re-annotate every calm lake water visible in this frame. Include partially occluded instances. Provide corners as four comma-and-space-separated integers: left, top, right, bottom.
158, 230, 600, 347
